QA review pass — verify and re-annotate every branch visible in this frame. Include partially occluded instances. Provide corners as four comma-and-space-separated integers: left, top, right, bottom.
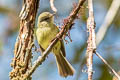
86, 0, 96, 80
95, 51, 120, 80
50, 0, 57, 12
75, 0, 120, 79
94, 0, 120, 79
9, 0, 40, 80
23, 0, 86, 79
96, 0, 120, 45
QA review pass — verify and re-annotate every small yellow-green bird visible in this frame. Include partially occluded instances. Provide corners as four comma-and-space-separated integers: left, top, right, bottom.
36, 12, 75, 77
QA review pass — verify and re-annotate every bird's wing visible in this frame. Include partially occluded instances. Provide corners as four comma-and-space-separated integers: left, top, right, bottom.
54, 24, 66, 57
39, 44, 45, 55
60, 40, 66, 57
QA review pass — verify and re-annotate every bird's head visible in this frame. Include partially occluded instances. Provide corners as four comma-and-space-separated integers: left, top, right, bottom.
37, 12, 55, 27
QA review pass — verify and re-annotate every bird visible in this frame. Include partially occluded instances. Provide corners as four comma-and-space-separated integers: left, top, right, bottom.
36, 12, 75, 77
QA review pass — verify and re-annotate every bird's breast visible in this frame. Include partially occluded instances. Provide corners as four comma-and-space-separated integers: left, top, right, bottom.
36, 27, 57, 49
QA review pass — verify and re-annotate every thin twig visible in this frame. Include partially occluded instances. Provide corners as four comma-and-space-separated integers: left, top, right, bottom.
95, 51, 120, 80
75, 0, 120, 79
50, 0, 57, 12
96, 0, 120, 45
23, 0, 86, 79
86, 0, 96, 80
95, 0, 120, 79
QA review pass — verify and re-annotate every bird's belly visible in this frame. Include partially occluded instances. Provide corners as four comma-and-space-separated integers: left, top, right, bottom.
36, 27, 57, 49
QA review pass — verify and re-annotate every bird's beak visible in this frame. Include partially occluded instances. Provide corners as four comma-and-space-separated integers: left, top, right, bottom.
50, 13, 56, 18
52, 13, 56, 16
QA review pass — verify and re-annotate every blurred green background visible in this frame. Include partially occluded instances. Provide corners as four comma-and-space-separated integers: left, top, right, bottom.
0, 0, 120, 80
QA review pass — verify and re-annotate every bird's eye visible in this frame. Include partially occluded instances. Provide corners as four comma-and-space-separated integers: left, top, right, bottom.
43, 17, 49, 21
40, 17, 49, 22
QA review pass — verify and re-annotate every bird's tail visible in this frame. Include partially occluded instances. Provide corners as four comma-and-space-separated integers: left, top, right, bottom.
54, 53, 75, 77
